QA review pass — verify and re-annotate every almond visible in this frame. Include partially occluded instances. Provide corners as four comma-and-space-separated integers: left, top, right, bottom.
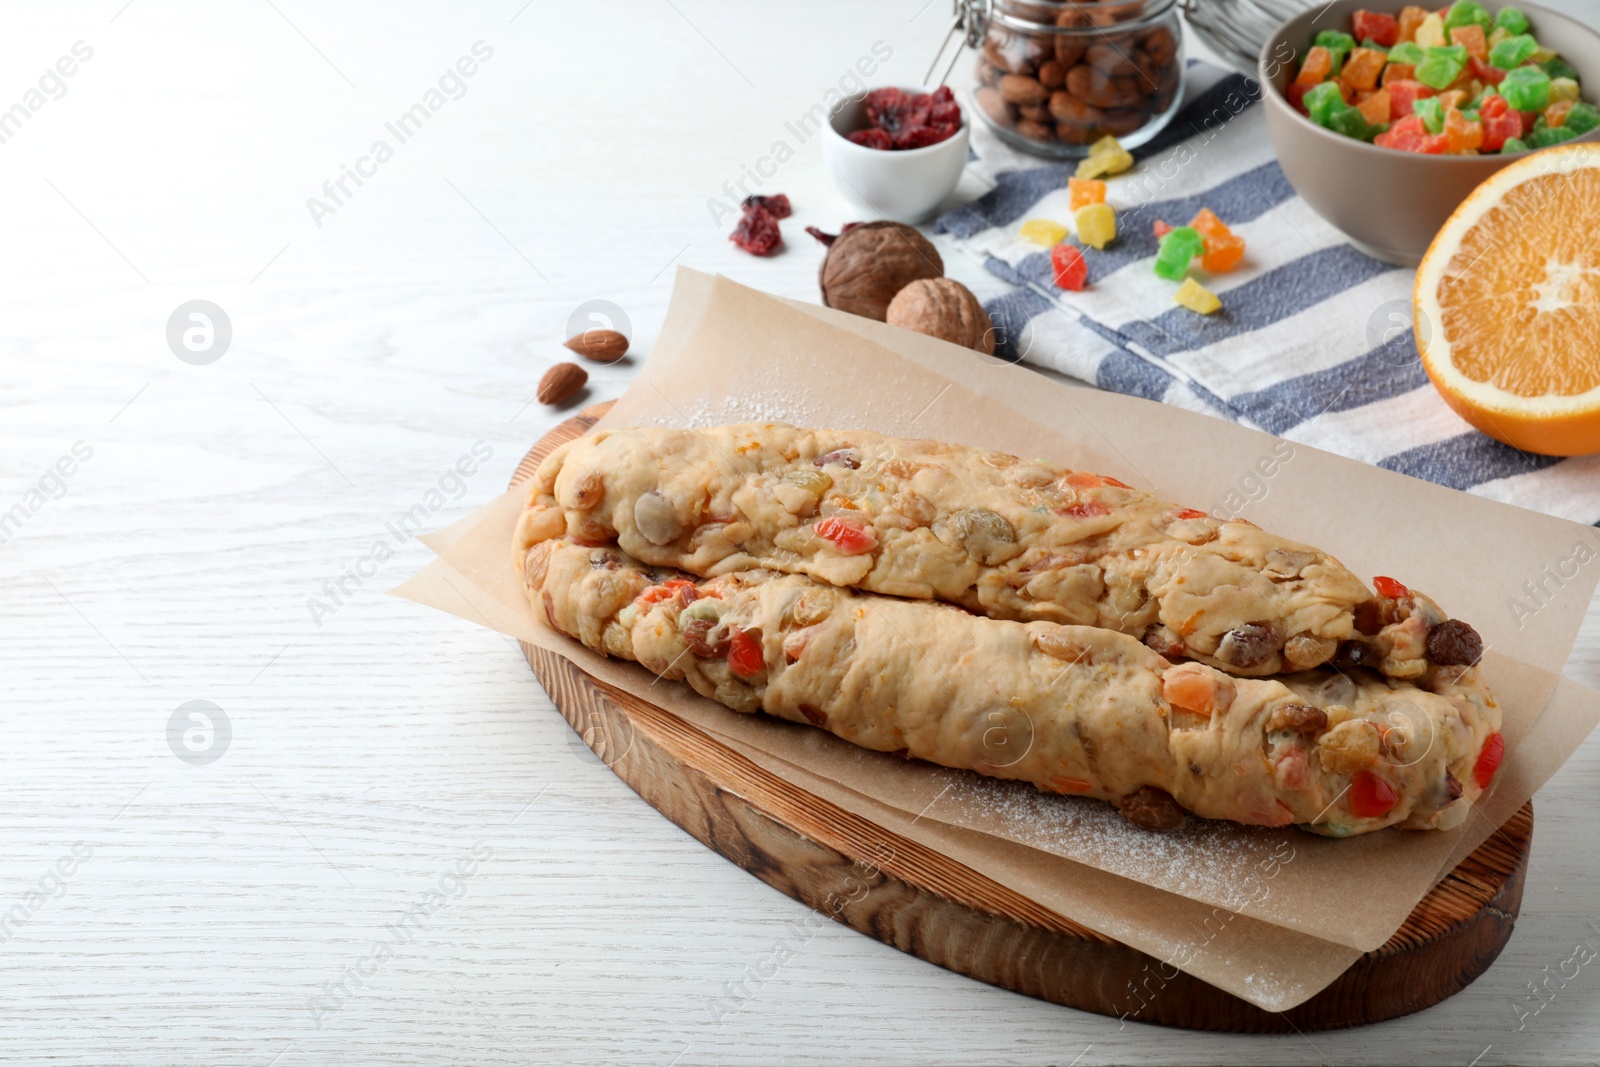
564, 328, 629, 363
538, 362, 587, 405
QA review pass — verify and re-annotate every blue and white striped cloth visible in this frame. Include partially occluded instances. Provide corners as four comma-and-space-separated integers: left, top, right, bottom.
937, 61, 1600, 524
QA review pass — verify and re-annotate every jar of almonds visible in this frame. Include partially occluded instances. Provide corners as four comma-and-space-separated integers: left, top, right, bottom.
969, 0, 1183, 157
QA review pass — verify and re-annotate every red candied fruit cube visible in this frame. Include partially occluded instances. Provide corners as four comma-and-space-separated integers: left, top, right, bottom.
1376, 121, 1447, 153
1152, 219, 1175, 238
1286, 81, 1316, 114
1352, 10, 1400, 47
1386, 80, 1435, 118
848, 128, 892, 150
1350, 770, 1399, 818
1519, 109, 1539, 136
1468, 57, 1507, 85
1478, 96, 1514, 144
1474, 732, 1504, 790
1373, 575, 1410, 598
1050, 242, 1088, 291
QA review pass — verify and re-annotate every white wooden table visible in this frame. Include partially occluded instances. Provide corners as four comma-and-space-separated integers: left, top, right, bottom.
3, 2, 1598, 1063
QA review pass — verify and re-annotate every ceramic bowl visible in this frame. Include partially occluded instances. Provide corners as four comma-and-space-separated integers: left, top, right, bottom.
822, 87, 970, 224
1259, 0, 1600, 266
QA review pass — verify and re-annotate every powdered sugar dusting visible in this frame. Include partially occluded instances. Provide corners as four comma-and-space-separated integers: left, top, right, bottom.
926, 770, 1312, 923
648, 388, 825, 428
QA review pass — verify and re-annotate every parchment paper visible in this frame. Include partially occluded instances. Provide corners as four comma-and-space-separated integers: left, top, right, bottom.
394, 268, 1600, 1010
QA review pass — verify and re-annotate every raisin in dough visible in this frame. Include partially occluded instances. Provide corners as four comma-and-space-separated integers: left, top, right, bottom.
517, 424, 1481, 680
523, 538, 1502, 837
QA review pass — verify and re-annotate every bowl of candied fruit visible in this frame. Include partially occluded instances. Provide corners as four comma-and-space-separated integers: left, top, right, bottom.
822, 86, 971, 223
1261, 0, 1600, 265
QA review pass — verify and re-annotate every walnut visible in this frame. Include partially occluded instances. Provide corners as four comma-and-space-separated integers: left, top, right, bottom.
818, 222, 943, 322
885, 279, 996, 355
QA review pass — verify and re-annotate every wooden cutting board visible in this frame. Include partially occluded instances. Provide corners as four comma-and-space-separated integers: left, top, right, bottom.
514, 401, 1531, 1033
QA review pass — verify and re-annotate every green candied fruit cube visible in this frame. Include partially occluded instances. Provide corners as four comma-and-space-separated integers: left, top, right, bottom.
1500, 136, 1528, 153
1420, 45, 1465, 89
1494, 5, 1530, 34
1443, 1, 1492, 32
1528, 124, 1579, 147
1388, 41, 1426, 65
1413, 96, 1446, 134
1314, 29, 1357, 71
1500, 65, 1552, 110
1303, 81, 1349, 125
1314, 29, 1358, 55
1154, 227, 1205, 279
1563, 102, 1600, 135
1329, 108, 1382, 141
1460, 109, 1480, 122
1361, 38, 1390, 54
1488, 34, 1538, 69
1538, 56, 1579, 82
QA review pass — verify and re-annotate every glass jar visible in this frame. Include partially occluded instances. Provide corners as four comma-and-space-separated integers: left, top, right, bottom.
968, 0, 1184, 158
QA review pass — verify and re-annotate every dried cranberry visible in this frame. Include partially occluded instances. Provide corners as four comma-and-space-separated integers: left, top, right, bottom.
852, 86, 962, 152
894, 126, 950, 150
847, 128, 892, 150
730, 204, 782, 256
1427, 619, 1484, 666
864, 87, 910, 129
742, 194, 791, 220
805, 222, 862, 246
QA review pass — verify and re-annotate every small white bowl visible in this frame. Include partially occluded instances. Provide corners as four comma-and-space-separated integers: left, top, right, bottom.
822, 86, 970, 225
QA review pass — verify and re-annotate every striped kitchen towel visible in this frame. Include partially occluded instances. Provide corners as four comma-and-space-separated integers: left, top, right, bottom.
936, 61, 1600, 525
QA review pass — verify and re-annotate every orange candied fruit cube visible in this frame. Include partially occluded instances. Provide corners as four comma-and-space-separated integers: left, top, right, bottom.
1437, 88, 1468, 113
1382, 62, 1416, 86
1188, 207, 1232, 238
1343, 47, 1388, 91
1547, 99, 1575, 128
1068, 177, 1107, 211
1357, 87, 1392, 125
1443, 108, 1484, 153
1200, 233, 1246, 273
1449, 24, 1488, 61
1330, 75, 1355, 103
1397, 4, 1429, 42
1296, 46, 1334, 84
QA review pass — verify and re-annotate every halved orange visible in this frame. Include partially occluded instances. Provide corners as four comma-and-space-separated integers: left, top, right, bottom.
1415, 143, 1600, 457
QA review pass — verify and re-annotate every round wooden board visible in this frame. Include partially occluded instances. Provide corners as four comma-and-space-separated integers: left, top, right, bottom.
514, 402, 1532, 1033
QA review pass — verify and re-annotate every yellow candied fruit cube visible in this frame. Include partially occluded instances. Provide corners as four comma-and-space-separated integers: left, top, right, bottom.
1019, 218, 1069, 246
1551, 77, 1581, 103
1075, 135, 1134, 179
1075, 203, 1117, 250
1486, 26, 1511, 49
1414, 12, 1446, 49
1174, 277, 1221, 315
1530, 45, 1557, 64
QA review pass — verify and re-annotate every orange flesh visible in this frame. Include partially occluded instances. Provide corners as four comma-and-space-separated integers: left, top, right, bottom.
1436, 169, 1600, 398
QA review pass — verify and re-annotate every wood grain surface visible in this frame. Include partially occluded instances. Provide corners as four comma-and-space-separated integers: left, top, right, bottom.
515, 402, 1534, 1034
